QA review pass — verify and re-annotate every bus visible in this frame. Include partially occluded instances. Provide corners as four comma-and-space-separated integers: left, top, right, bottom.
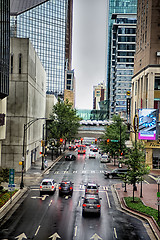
78, 145, 86, 154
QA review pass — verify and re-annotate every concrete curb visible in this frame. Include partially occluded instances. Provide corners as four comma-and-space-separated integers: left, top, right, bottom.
114, 185, 160, 240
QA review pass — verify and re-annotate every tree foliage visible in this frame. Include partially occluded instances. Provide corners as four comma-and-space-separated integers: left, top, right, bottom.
99, 115, 129, 156
47, 99, 81, 147
123, 141, 150, 201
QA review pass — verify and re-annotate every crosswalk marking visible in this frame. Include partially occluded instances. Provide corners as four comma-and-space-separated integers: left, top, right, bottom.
53, 170, 105, 175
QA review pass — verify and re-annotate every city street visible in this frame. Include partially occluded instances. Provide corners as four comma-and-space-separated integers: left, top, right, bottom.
0, 148, 154, 240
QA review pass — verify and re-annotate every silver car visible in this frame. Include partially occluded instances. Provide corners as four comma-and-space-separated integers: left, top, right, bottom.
85, 182, 100, 195
82, 194, 102, 217
40, 179, 56, 196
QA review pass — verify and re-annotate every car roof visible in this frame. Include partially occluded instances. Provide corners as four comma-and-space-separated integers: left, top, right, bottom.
42, 179, 54, 182
86, 182, 98, 186
84, 194, 100, 199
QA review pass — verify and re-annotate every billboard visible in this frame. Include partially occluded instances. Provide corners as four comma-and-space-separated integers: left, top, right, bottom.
138, 109, 159, 140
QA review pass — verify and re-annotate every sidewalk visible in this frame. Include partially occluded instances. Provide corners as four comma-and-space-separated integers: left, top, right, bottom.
108, 159, 160, 240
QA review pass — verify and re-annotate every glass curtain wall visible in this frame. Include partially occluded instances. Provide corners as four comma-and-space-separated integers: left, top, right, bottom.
106, 0, 137, 117
10, 0, 68, 97
0, 0, 10, 99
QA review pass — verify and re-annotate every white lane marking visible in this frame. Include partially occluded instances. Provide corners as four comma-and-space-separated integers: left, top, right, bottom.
74, 226, 78, 237
144, 180, 149, 184
78, 200, 81, 207
35, 225, 41, 236
114, 228, 118, 238
49, 200, 53, 206
106, 191, 111, 208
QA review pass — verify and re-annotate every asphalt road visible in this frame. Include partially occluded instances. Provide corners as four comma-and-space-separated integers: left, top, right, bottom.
0, 147, 154, 240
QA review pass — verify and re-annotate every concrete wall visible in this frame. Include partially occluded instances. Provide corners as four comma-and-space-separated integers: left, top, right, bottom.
46, 94, 58, 119
0, 98, 7, 166
2, 38, 46, 171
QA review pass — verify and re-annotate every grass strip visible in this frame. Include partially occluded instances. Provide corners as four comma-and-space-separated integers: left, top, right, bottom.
124, 197, 160, 228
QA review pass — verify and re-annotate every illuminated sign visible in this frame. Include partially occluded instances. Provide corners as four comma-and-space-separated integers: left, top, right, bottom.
138, 109, 158, 140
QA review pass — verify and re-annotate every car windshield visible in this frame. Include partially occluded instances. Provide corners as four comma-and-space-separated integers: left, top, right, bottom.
42, 181, 52, 185
61, 182, 70, 187
87, 185, 97, 189
84, 199, 99, 204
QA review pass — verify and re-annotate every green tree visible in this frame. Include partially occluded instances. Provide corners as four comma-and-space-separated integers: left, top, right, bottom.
123, 141, 150, 202
48, 99, 81, 150
100, 115, 129, 160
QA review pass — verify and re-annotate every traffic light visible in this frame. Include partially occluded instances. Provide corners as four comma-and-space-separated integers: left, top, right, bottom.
107, 139, 110, 144
95, 138, 97, 144
121, 152, 123, 156
60, 138, 63, 144
81, 138, 83, 144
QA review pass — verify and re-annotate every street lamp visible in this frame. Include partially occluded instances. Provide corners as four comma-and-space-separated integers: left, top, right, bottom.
20, 118, 47, 189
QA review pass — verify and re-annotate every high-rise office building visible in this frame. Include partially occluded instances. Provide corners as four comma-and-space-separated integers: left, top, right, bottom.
10, 0, 73, 98
106, 0, 137, 118
131, 0, 160, 169
110, 13, 136, 119
0, 0, 10, 99
93, 82, 106, 110
0, 0, 10, 166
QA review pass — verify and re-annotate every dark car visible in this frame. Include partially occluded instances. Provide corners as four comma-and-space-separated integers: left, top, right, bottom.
59, 181, 74, 196
104, 168, 128, 179
85, 182, 100, 195
68, 145, 76, 150
82, 194, 102, 217
65, 153, 76, 161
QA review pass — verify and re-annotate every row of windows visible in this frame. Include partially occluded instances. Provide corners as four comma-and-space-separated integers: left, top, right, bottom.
116, 18, 137, 24
118, 44, 135, 50
118, 36, 136, 42
118, 28, 136, 34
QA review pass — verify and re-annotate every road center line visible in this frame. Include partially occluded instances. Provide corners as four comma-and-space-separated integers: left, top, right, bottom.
35, 225, 41, 236
74, 226, 78, 237
114, 228, 118, 238
49, 200, 52, 206
106, 191, 111, 208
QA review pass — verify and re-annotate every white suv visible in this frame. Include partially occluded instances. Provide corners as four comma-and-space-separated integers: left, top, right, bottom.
40, 179, 56, 196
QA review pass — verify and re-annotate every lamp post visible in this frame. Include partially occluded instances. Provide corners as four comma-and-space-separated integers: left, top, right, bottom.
20, 118, 47, 189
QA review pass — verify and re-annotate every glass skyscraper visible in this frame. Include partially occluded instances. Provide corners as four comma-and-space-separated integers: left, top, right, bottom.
106, 0, 137, 117
110, 13, 136, 119
0, 0, 10, 99
10, 0, 73, 97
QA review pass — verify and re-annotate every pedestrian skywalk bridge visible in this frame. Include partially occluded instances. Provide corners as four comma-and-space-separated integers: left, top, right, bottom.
52, 170, 104, 175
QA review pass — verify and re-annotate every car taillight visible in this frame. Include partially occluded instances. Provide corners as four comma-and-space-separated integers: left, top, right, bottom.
59, 187, 61, 190
85, 189, 87, 193
97, 204, 101, 208
83, 204, 86, 207
52, 186, 54, 189
96, 189, 98, 193
70, 187, 73, 190
40, 185, 42, 189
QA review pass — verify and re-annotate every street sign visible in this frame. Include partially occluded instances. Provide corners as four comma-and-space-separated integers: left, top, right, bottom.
8, 184, 15, 191
157, 192, 160, 198
9, 169, 15, 184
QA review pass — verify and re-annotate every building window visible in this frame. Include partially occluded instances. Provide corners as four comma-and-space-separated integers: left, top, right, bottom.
155, 77, 160, 90
11, 54, 13, 74
19, 54, 22, 74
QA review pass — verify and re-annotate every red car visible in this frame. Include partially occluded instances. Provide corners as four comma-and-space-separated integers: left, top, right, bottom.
68, 145, 76, 150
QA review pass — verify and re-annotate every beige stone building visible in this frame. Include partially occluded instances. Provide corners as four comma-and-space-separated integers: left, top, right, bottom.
131, 0, 160, 169
64, 69, 75, 107
1, 38, 46, 171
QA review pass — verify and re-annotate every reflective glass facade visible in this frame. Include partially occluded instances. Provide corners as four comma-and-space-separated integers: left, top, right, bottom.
0, 0, 10, 99
10, 0, 70, 97
110, 14, 136, 119
77, 109, 108, 121
106, 0, 137, 116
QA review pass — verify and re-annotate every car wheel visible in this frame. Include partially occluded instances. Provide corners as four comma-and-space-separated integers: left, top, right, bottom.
40, 192, 42, 196
109, 175, 113, 179
59, 192, 62, 197
97, 212, 101, 217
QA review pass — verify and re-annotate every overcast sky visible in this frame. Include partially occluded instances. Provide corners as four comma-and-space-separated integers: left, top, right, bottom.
72, 0, 107, 110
